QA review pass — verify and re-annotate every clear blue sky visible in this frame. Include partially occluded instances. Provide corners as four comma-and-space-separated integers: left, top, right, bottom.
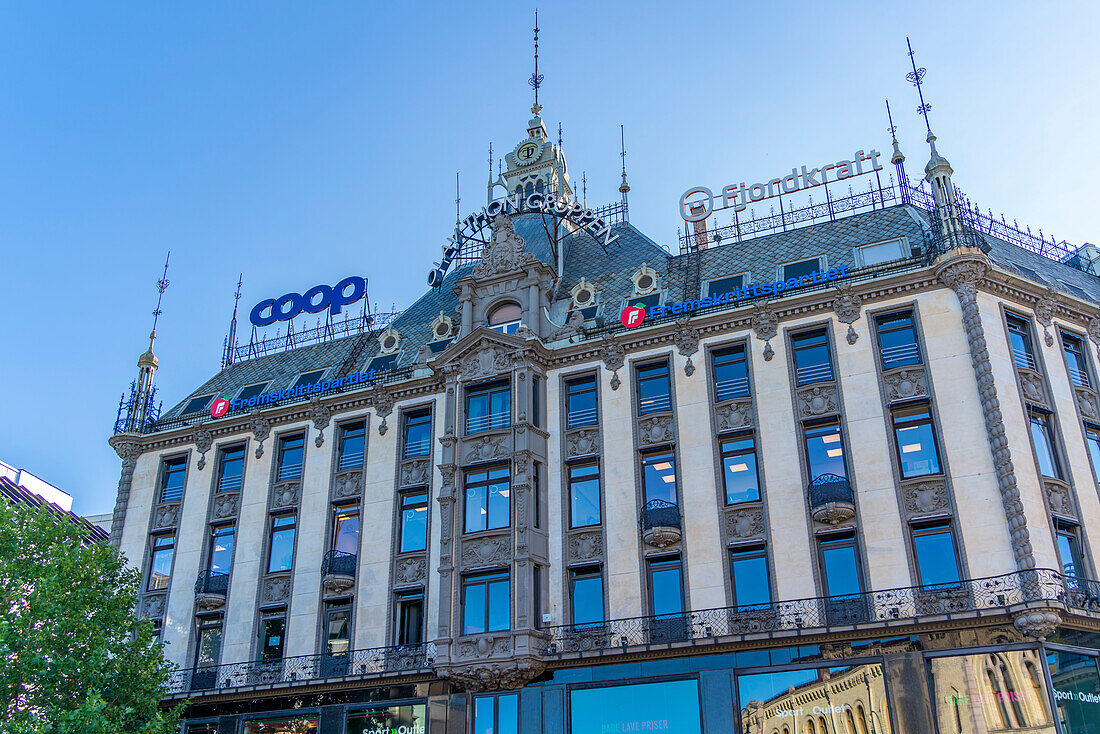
2, 2, 1096, 515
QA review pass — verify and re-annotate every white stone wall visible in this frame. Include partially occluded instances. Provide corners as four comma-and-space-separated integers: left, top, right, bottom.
354, 406, 396, 650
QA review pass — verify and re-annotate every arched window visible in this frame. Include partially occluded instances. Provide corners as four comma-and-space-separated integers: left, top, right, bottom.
535, 179, 544, 194
807, 720, 817, 734
856, 706, 870, 734
782, 727, 790, 734
488, 302, 522, 335
525, 182, 534, 197
986, 666, 1010, 728
845, 710, 857, 734
515, 185, 523, 197
818, 716, 829, 734
1001, 660, 1027, 727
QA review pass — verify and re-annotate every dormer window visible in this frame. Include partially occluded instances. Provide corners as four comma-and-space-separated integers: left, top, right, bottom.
378, 328, 402, 355
570, 279, 598, 314
632, 265, 660, 296
488, 303, 522, 335
429, 312, 454, 342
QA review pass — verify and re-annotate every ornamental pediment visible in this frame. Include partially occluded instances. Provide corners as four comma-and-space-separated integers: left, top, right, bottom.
430, 329, 544, 381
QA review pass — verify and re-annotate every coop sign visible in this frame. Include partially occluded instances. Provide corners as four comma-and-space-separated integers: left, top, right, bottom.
249, 275, 367, 327
680, 148, 885, 222
428, 192, 619, 287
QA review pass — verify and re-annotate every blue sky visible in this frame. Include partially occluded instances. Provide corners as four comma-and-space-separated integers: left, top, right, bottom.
2, 1, 1097, 515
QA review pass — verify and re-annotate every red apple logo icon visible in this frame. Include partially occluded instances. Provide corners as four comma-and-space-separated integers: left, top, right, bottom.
620, 303, 646, 328
210, 397, 231, 418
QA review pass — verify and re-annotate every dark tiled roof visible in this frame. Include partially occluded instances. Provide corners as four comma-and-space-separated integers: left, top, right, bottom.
0, 476, 109, 544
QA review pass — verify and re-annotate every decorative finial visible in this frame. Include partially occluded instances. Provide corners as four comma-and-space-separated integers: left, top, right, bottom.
223, 273, 244, 368
455, 172, 461, 225
151, 251, 171, 334
487, 143, 493, 184
619, 124, 630, 193
558, 121, 562, 149
582, 171, 587, 207
906, 37, 933, 136
528, 10, 544, 116
886, 99, 905, 165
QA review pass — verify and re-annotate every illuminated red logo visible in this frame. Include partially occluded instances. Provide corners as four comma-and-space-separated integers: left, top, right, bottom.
210, 397, 231, 418
620, 303, 646, 328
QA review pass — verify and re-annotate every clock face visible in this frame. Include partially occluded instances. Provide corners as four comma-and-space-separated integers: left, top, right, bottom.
517, 143, 539, 163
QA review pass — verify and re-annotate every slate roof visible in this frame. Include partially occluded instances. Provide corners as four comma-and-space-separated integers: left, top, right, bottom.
0, 475, 110, 544
156, 204, 1098, 427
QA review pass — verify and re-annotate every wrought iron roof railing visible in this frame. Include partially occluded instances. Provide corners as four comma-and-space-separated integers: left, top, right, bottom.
165, 642, 435, 696
543, 569, 1100, 656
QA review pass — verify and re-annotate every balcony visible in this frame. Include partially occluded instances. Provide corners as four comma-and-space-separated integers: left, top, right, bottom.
321, 550, 356, 597
640, 499, 682, 548
543, 569, 1100, 656
165, 642, 436, 697
194, 570, 229, 611
807, 473, 855, 525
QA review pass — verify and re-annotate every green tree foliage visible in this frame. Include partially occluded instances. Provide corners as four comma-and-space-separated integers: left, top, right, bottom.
0, 499, 182, 734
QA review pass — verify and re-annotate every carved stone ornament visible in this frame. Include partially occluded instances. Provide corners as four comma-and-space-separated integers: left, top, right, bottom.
903, 479, 948, 515
439, 657, 546, 693
395, 556, 427, 585
270, 481, 301, 510
751, 301, 778, 361
141, 593, 166, 620
457, 635, 512, 659
262, 575, 291, 605
599, 334, 626, 390
309, 396, 332, 447
152, 502, 180, 530
1075, 386, 1100, 421
465, 435, 508, 463
883, 367, 928, 403
473, 213, 535, 279
565, 428, 600, 458
637, 414, 674, 446
323, 572, 355, 598
832, 282, 862, 345
1034, 291, 1057, 347
1013, 610, 1061, 639
400, 458, 430, 487
416, 344, 432, 366
674, 318, 701, 375
462, 345, 513, 382
1044, 479, 1075, 517
212, 492, 240, 519
195, 592, 226, 612
250, 411, 271, 459
797, 384, 839, 418
725, 508, 765, 541
715, 400, 753, 432
461, 536, 512, 567
549, 310, 586, 342
107, 436, 144, 549
1019, 370, 1048, 407
372, 386, 394, 435
1088, 317, 1100, 361
193, 425, 214, 470
567, 531, 605, 563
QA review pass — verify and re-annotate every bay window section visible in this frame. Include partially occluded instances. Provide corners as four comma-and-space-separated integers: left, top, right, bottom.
215, 445, 245, 493
570, 566, 605, 626
565, 374, 598, 428
464, 467, 510, 533
398, 490, 428, 552
276, 433, 305, 481
875, 311, 921, 368
911, 521, 962, 586
712, 345, 750, 401
720, 434, 760, 504
568, 461, 601, 527
636, 362, 671, 415
147, 534, 175, 591
729, 546, 771, 608
337, 421, 366, 471
891, 404, 942, 477
466, 382, 511, 434
792, 329, 834, 385
462, 571, 510, 634
266, 514, 296, 573
1028, 409, 1062, 479
402, 409, 432, 458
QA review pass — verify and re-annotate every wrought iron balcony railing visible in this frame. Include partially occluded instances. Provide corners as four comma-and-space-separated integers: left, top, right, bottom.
641, 499, 681, 532
194, 570, 229, 596
543, 569, 1100, 656
165, 642, 436, 696
321, 549, 356, 578
807, 473, 854, 506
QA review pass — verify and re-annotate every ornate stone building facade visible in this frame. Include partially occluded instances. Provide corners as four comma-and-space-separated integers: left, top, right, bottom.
109, 106, 1100, 733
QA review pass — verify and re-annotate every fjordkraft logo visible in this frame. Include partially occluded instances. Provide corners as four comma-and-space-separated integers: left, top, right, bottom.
209, 396, 232, 419
620, 303, 646, 328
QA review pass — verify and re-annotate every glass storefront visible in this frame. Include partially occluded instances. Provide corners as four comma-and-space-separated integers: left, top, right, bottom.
1048, 649, 1100, 733
737, 663, 890, 734
242, 717, 318, 734
346, 704, 426, 734
929, 650, 1055, 733
570, 679, 702, 734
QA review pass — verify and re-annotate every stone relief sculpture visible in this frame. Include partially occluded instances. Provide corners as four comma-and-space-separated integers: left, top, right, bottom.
674, 318, 700, 375
832, 282, 862, 345
473, 214, 535, 279
1033, 290, 1057, 347
372, 386, 394, 435
599, 334, 626, 390
250, 411, 271, 459
751, 301, 779, 361
309, 396, 332, 447
193, 424, 213, 470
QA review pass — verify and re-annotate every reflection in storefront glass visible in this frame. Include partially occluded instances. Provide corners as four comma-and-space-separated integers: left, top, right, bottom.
930, 650, 1055, 733
737, 664, 890, 734
346, 705, 426, 734
570, 679, 702, 734
242, 717, 318, 734
1048, 649, 1100, 734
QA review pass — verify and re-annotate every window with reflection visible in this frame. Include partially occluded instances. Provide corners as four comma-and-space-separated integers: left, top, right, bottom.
208, 524, 235, 574
930, 651, 1053, 734
266, 514, 296, 573
565, 374, 598, 428
641, 450, 678, 505
194, 616, 223, 670
738, 665, 891, 734
720, 434, 760, 504
398, 490, 428, 552
332, 504, 359, 555
730, 545, 771, 608
473, 692, 518, 734
876, 311, 921, 369
488, 302, 522, 334
1063, 332, 1093, 388
817, 533, 862, 596
466, 382, 511, 433
464, 467, 510, 533
463, 571, 510, 634
568, 461, 601, 527
804, 421, 848, 479
1056, 521, 1084, 578
570, 566, 604, 626
259, 612, 285, 662
1047, 648, 1100, 734
402, 409, 432, 458
646, 556, 684, 617
636, 361, 671, 414
159, 456, 187, 503
892, 403, 942, 477
1028, 410, 1062, 479
911, 520, 961, 586
395, 589, 423, 646
792, 329, 834, 385
242, 717, 318, 734
1085, 424, 1100, 484
215, 445, 245, 493
712, 345, 750, 402
337, 421, 365, 471
276, 433, 305, 481
1007, 313, 1038, 370
147, 534, 174, 591
325, 601, 351, 655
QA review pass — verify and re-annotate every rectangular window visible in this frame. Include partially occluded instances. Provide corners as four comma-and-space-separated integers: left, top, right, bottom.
572, 680, 702, 734
1028, 409, 1062, 479
641, 450, 678, 505
395, 590, 424, 646
532, 462, 541, 529
398, 490, 428, 552
892, 404, 942, 478
466, 382, 511, 433
276, 433, 305, 481
208, 524, 235, 574
1007, 313, 1038, 370
706, 274, 745, 298
636, 362, 671, 415
781, 257, 822, 281
712, 345, 750, 401
180, 394, 214, 416
194, 616, 223, 669
568, 462, 601, 527
1063, 332, 1092, 388
646, 556, 684, 616
533, 565, 544, 629
266, 514, 296, 573
532, 376, 541, 428
472, 693, 518, 734
147, 534, 175, 591
1085, 424, 1100, 483
464, 467, 510, 533
856, 238, 908, 266
565, 374, 598, 428
463, 571, 510, 634
292, 370, 326, 388
259, 613, 286, 662
370, 353, 399, 372
159, 456, 187, 503
236, 382, 269, 402
803, 420, 847, 480
817, 533, 863, 596
337, 421, 366, 471
215, 444, 246, 493
730, 546, 771, 608
324, 602, 351, 655
792, 329, 834, 385
1055, 521, 1084, 577
332, 504, 360, 555
720, 434, 760, 504
876, 311, 922, 369
402, 409, 432, 458
570, 566, 604, 626
911, 521, 962, 586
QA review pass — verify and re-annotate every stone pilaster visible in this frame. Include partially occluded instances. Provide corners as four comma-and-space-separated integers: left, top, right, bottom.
107, 433, 144, 549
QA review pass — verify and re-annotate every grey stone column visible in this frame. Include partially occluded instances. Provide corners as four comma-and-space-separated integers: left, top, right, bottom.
107, 433, 144, 549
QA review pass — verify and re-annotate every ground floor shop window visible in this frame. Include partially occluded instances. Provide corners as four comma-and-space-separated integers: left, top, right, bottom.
929, 650, 1054, 733
570, 679, 702, 734
737, 664, 888, 734
346, 704, 426, 734
473, 692, 517, 734
242, 717, 318, 734
1048, 648, 1100, 733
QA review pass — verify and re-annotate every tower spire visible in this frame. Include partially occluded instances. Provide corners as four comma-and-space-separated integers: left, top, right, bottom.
886, 99, 909, 200
223, 274, 243, 368
905, 38, 959, 239
618, 124, 631, 220
528, 10, 544, 116
126, 252, 170, 432
455, 171, 461, 225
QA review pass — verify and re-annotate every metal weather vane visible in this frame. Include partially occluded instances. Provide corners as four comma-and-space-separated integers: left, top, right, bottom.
529, 10, 544, 114
151, 252, 171, 332
906, 37, 933, 133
